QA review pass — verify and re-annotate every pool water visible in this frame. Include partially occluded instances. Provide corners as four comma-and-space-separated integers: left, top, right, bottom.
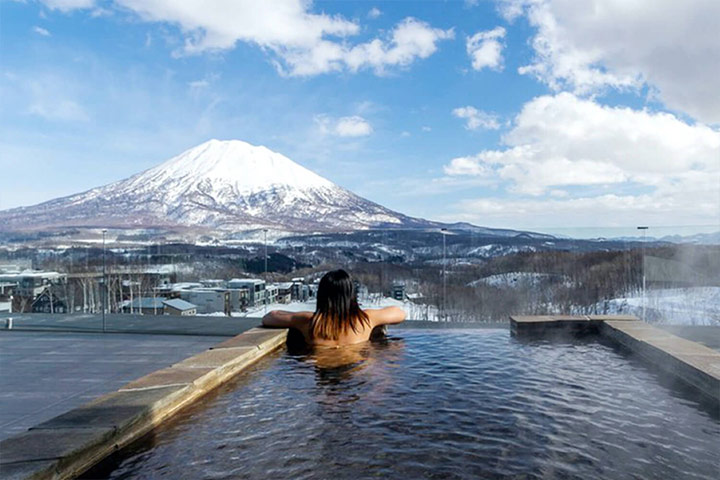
86, 329, 719, 480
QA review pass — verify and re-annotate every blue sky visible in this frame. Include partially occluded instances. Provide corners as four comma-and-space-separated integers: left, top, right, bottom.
1, 0, 718, 236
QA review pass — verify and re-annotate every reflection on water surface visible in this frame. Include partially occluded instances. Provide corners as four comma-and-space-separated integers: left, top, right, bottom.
85, 329, 720, 480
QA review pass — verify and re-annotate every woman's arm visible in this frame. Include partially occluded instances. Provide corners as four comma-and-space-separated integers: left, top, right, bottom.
367, 306, 406, 327
262, 310, 312, 329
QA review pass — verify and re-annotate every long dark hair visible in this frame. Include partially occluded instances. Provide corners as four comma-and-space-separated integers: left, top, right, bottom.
311, 269, 370, 340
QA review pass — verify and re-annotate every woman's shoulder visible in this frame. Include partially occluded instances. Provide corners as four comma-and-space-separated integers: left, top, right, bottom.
290, 311, 314, 325
286, 311, 313, 337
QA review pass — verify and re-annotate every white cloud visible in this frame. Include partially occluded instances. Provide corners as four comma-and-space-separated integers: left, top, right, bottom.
443, 155, 491, 176
323, 18, 454, 76
466, 26, 505, 71
497, 0, 720, 123
45, 0, 454, 76
188, 73, 219, 89
39, 0, 95, 11
28, 99, 89, 122
354, 100, 380, 115
447, 190, 718, 229
368, 7, 382, 19
89, 7, 113, 17
316, 115, 373, 137
443, 93, 720, 224
37, 2, 451, 76
336, 116, 373, 137
452, 106, 500, 130
105, 1, 451, 76
32, 26, 51, 36
421, 126, 432, 132
188, 79, 209, 89
14, 75, 91, 122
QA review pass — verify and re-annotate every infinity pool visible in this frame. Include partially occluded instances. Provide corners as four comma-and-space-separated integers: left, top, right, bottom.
86, 329, 719, 479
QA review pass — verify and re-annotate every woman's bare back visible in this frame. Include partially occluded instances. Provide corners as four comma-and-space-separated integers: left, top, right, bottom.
262, 306, 406, 347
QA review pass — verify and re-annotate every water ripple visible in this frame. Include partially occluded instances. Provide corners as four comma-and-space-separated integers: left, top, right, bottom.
88, 330, 719, 480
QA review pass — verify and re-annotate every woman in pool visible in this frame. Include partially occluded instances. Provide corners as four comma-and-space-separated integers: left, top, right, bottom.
262, 269, 406, 347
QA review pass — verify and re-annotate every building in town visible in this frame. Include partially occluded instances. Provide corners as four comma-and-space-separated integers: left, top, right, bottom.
392, 283, 406, 301
162, 298, 198, 316
0, 270, 67, 313
0, 281, 16, 313
265, 284, 278, 305
31, 289, 68, 313
121, 297, 165, 315
290, 279, 310, 302
177, 288, 230, 315
275, 283, 293, 304
227, 287, 250, 312
227, 279, 266, 306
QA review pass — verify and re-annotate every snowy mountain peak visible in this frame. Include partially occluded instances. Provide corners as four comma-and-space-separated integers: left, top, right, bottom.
0, 139, 434, 234
130, 139, 335, 195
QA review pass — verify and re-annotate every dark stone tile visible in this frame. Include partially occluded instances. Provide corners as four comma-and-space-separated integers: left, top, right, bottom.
173, 347, 255, 368
0, 427, 114, 464
0, 458, 56, 480
31, 385, 188, 431
120, 366, 214, 390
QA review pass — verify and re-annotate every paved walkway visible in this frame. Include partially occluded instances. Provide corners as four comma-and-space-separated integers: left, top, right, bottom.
657, 325, 720, 353
0, 330, 229, 441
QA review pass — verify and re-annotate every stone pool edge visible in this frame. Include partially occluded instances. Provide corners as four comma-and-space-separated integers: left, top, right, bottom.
510, 315, 720, 402
0, 327, 289, 480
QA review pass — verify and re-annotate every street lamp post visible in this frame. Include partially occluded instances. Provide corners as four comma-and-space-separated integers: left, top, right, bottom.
102, 229, 107, 333
263, 229, 268, 314
263, 229, 268, 278
441, 228, 448, 321
637, 226, 648, 321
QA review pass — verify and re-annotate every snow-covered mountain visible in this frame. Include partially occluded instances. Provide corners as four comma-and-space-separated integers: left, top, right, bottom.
0, 139, 437, 234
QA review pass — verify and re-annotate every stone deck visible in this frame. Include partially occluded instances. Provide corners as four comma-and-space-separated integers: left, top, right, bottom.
0, 327, 288, 480
0, 331, 227, 441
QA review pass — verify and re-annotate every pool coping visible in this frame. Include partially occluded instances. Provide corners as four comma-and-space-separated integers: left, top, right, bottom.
510, 315, 720, 402
0, 326, 288, 480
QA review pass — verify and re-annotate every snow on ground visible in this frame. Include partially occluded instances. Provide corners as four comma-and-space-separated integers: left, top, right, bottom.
467, 244, 537, 257
468, 272, 571, 289
602, 287, 720, 325
361, 294, 440, 321
373, 244, 404, 256
232, 301, 317, 317
197, 286, 720, 325
201, 295, 441, 321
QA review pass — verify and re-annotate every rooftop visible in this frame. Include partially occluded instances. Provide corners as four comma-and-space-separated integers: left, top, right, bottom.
229, 278, 264, 284
0, 270, 64, 279
123, 297, 165, 309
162, 298, 197, 310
